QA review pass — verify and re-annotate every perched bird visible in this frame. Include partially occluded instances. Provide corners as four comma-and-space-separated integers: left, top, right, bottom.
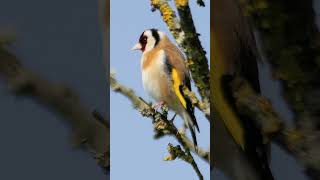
212, 0, 274, 180
132, 29, 200, 147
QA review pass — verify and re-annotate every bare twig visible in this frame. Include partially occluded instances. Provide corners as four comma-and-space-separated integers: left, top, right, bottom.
165, 143, 203, 180
179, 128, 210, 161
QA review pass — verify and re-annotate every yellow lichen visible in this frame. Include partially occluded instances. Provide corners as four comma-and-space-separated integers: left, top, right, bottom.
159, 4, 176, 30
175, 0, 188, 7
150, 0, 178, 31
151, 0, 160, 6
163, 155, 174, 161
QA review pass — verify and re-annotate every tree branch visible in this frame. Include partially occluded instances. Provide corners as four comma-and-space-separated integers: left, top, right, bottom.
0, 46, 109, 173
178, 128, 210, 162
230, 77, 282, 136
110, 72, 209, 179
165, 143, 203, 180
183, 87, 210, 120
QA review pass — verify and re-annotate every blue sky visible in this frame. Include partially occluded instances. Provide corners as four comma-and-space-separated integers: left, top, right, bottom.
110, 0, 210, 179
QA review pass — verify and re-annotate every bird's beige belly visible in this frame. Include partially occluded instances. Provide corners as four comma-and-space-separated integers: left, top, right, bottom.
142, 67, 180, 111
142, 67, 168, 101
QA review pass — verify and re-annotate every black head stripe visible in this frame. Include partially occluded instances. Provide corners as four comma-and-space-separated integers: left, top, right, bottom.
150, 28, 160, 47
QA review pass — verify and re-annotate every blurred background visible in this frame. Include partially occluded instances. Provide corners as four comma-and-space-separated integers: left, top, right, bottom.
212, 1, 320, 180
110, 0, 210, 180
0, 0, 107, 179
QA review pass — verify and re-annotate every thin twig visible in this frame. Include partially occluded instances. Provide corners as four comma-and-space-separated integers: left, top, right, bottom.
179, 128, 210, 162
166, 143, 204, 180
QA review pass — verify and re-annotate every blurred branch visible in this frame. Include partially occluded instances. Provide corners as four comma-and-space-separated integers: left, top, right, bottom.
229, 77, 299, 149
238, 0, 320, 179
229, 74, 320, 179
196, 0, 205, 7
230, 77, 282, 136
150, 0, 210, 117
110, 72, 209, 179
0, 46, 109, 173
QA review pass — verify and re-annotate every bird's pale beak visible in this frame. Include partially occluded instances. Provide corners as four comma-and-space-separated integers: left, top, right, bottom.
131, 43, 142, 51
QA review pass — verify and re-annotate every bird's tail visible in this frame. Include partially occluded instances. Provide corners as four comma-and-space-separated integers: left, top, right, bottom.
182, 110, 200, 148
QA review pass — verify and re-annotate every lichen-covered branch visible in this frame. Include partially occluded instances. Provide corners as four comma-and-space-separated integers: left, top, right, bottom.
0, 46, 109, 173
110, 72, 209, 179
165, 143, 203, 180
183, 87, 210, 120
237, 0, 320, 179
150, 0, 210, 114
174, 0, 210, 99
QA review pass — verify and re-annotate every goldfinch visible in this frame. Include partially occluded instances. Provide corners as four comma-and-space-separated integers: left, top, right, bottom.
132, 29, 200, 147
212, 0, 274, 179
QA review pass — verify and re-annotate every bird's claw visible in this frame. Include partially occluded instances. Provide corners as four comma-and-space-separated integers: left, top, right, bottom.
152, 101, 165, 110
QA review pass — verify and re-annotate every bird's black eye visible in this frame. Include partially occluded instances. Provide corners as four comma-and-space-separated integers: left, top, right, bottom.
139, 35, 148, 46
142, 36, 147, 42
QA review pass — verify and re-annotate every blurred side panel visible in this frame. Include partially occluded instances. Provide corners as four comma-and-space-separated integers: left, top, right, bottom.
0, 0, 109, 179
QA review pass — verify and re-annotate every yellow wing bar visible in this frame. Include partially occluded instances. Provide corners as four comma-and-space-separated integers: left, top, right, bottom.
172, 68, 187, 109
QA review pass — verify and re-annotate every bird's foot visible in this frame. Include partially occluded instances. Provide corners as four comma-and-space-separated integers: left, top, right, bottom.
152, 101, 165, 110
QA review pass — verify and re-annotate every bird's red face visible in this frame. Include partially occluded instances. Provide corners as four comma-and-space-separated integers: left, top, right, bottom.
138, 33, 148, 52
131, 29, 160, 52
131, 32, 147, 52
